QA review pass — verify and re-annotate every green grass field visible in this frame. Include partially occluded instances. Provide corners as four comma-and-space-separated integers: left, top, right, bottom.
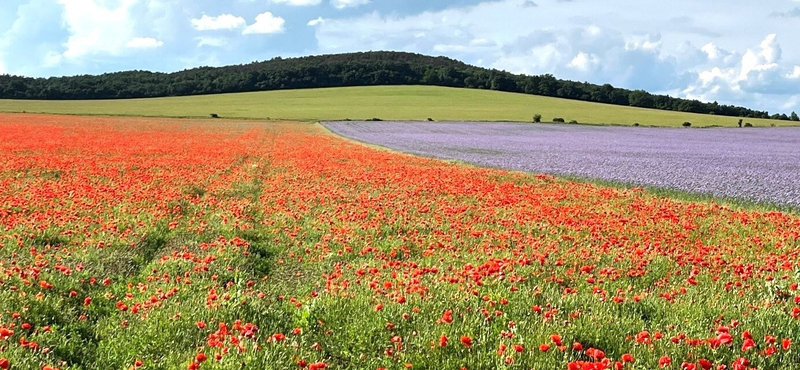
1, 85, 795, 127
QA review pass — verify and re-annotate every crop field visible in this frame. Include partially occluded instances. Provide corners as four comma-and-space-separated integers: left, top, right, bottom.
323, 121, 800, 209
1, 86, 797, 128
1, 114, 799, 370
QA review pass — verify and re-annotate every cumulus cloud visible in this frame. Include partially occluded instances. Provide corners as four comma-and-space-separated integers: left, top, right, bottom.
243, 12, 286, 34
331, 0, 370, 9
191, 14, 247, 31
701, 43, 735, 64
789, 66, 800, 79
271, 0, 323, 5
126, 37, 164, 48
496, 28, 689, 91
568, 52, 600, 72
58, 0, 139, 58
307, 17, 326, 26
314, 3, 687, 91
684, 34, 800, 107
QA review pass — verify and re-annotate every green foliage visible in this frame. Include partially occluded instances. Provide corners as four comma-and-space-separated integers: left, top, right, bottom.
682, 121, 692, 127
553, 117, 565, 123
0, 51, 782, 119
532, 114, 542, 123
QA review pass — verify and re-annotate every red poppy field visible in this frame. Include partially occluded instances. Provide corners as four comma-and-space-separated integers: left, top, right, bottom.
0, 114, 799, 370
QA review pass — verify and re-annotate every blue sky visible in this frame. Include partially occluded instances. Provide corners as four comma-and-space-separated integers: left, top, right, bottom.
1, 0, 799, 113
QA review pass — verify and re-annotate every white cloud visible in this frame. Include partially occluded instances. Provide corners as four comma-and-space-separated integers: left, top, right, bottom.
312, 0, 800, 112
568, 52, 599, 72
58, 0, 139, 59
42, 51, 63, 67
126, 37, 164, 48
307, 17, 326, 26
684, 34, 800, 107
788, 66, 800, 79
191, 14, 246, 31
331, 0, 369, 9
271, 0, 322, 5
195, 37, 226, 47
243, 12, 286, 34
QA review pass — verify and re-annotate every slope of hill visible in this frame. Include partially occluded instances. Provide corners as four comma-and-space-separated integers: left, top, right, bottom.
1, 51, 796, 120
2, 85, 795, 127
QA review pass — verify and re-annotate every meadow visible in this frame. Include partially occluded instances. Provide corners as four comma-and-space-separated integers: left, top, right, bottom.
1, 86, 797, 128
0, 113, 798, 370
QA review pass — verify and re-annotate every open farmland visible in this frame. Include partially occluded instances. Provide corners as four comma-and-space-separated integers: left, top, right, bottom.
1, 86, 797, 128
324, 121, 800, 210
0, 113, 799, 370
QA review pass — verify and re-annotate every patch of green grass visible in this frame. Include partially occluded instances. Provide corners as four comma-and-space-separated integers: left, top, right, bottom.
1, 85, 796, 127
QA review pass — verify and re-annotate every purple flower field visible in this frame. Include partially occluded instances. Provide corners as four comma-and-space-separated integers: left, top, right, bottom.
324, 121, 800, 208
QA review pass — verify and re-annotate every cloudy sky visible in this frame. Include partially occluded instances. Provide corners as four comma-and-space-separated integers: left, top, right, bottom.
1, 0, 799, 113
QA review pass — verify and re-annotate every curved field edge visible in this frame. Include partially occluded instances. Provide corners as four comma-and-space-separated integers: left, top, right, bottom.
1, 85, 797, 128
1, 114, 799, 370
318, 122, 799, 215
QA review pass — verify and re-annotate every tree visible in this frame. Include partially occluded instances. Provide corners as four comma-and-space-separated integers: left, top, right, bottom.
791, 111, 799, 121
533, 114, 542, 123
0, 51, 783, 120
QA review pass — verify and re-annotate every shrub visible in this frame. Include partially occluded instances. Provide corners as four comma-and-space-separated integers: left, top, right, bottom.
210, 113, 219, 118
366, 118, 383, 122
738, 119, 743, 127
553, 117, 565, 123
633, 123, 640, 127
427, 117, 434, 122
682, 121, 692, 127
744, 122, 753, 127
569, 120, 578, 124
533, 114, 542, 123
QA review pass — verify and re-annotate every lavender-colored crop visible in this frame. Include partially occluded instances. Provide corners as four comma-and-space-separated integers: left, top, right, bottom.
324, 121, 800, 208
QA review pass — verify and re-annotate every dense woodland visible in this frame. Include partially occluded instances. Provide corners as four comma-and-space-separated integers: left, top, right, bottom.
1, 51, 797, 120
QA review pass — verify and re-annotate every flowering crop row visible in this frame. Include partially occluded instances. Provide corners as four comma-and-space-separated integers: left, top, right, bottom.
323, 121, 800, 209
0, 114, 798, 370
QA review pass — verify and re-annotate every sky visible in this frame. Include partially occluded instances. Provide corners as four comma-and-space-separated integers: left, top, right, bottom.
1, 0, 799, 113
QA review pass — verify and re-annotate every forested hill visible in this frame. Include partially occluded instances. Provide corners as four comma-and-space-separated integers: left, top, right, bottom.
0, 51, 794, 120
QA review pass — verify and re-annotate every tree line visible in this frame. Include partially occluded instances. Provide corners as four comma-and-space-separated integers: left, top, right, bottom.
1, 51, 796, 120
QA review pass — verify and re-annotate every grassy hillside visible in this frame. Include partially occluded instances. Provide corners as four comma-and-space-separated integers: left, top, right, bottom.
0, 85, 795, 127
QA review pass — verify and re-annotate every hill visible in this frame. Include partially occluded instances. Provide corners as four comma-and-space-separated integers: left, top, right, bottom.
2, 85, 796, 127
1, 51, 796, 121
